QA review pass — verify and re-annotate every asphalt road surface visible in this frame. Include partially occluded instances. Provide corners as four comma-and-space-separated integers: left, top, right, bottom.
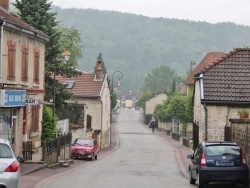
34, 109, 245, 188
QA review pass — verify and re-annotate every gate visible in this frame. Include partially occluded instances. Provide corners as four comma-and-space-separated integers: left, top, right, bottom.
193, 123, 199, 150
22, 141, 32, 161
172, 118, 180, 134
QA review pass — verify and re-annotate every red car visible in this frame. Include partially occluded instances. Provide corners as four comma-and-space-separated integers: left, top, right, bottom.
71, 138, 99, 160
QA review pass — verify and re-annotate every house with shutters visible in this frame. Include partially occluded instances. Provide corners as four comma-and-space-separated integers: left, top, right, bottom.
193, 48, 250, 149
0, 1, 49, 156
55, 54, 111, 149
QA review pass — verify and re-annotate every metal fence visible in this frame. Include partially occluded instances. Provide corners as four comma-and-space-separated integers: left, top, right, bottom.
42, 132, 72, 163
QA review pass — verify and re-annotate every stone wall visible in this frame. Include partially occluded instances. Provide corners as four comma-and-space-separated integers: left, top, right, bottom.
145, 93, 167, 114
229, 118, 250, 165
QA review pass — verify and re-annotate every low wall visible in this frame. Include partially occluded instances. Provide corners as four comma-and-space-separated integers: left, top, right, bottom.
172, 133, 180, 141
43, 144, 71, 164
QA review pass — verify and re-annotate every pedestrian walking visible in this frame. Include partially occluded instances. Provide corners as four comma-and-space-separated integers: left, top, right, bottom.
149, 115, 157, 134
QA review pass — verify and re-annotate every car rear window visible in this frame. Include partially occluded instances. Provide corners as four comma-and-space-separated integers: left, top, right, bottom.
206, 145, 240, 156
0, 143, 13, 158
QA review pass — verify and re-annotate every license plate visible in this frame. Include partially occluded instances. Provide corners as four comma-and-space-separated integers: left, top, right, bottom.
216, 161, 234, 166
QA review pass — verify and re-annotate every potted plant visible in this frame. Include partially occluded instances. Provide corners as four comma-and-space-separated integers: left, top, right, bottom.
237, 109, 250, 118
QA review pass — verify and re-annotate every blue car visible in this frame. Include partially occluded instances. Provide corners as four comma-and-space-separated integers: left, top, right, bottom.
187, 142, 249, 188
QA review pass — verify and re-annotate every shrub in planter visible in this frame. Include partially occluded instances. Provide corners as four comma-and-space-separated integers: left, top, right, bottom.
237, 109, 250, 118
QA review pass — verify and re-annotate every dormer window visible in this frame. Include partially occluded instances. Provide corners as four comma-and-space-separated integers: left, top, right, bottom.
63, 81, 74, 89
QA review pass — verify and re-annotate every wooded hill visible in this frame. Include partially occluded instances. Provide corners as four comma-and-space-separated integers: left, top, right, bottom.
53, 6, 250, 92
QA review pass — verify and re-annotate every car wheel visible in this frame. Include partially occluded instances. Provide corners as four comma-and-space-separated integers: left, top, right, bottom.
90, 153, 94, 161
95, 154, 97, 160
189, 170, 195, 184
197, 173, 205, 188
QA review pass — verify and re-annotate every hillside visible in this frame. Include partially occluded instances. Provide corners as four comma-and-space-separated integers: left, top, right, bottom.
53, 6, 250, 92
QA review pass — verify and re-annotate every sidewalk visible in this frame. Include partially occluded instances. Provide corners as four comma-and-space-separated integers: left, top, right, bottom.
19, 115, 192, 185
157, 131, 193, 180
19, 113, 119, 188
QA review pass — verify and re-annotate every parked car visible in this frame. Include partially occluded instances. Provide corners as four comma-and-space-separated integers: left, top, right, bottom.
187, 141, 249, 188
71, 138, 99, 161
0, 138, 24, 188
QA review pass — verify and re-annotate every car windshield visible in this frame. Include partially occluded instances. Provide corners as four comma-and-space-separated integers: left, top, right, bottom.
0, 143, 13, 158
206, 145, 240, 156
74, 139, 94, 146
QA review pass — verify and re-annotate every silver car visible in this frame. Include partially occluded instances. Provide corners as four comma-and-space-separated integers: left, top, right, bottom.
0, 138, 23, 188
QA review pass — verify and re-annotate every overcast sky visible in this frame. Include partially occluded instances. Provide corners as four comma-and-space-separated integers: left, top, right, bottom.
50, 0, 250, 26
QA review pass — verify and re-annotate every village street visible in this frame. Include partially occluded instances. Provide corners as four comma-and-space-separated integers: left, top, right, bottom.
19, 109, 244, 188
32, 109, 192, 188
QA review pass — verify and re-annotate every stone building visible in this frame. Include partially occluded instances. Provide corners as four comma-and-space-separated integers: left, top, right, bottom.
145, 92, 167, 115
193, 48, 250, 149
56, 54, 111, 149
0, 1, 49, 156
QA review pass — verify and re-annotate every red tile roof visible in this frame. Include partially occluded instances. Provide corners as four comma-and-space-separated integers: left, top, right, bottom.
184, 52, 226, 85
55, 73, 107, 98
196, 48, 250, 103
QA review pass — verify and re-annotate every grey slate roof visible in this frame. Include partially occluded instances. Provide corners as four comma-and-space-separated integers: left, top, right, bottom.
196, 48, 250, 104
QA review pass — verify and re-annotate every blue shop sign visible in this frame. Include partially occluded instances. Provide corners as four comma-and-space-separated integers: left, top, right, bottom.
0, 90, 26, 107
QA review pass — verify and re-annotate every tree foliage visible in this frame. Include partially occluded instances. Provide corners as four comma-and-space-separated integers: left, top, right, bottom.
52, 7, 250, 93
137, 90, 153, 109
143, 65, 182, 95
13, 0, 83, 118
41, 106, 57, 141
155, 92, 193, 123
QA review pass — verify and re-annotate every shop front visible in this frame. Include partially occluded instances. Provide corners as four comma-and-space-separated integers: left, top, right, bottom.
0, 90, 26, 154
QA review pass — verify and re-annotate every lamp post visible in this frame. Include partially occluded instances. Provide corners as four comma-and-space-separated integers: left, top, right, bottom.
53, 34, 73, 118
110, 71, 123, 147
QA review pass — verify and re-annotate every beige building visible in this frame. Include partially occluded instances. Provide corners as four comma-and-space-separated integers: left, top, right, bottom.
56, 54, 111, 149
145, 92, 167, 115
193, 48, 250, 149
0, 2, 49, 156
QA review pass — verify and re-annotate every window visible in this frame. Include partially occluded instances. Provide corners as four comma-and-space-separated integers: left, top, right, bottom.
63, 81, 74, 89
87, 115, 92, 130
0, 143, 12, 158
21, 45, 29, 81
30, 105, 40, 132
33, 49, 40, 84
7, 41, 16, 81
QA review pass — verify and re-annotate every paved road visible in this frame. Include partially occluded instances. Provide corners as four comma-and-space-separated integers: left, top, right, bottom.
35, 110, 194, 188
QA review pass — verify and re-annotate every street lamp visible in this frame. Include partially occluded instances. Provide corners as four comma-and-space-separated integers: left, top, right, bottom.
53, 34, 73, 118
110, 71, 123, 147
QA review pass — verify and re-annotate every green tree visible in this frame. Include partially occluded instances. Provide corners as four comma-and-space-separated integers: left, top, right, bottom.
143, 65, 182, 95
156, 92, 193, 135
41, 106, 57, 141
13, 0, 83, 117
137, 90, 153, 109
111, 93, 118, 109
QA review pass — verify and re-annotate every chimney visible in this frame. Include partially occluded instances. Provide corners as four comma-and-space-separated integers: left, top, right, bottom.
0, 0, 9, 11
190, 61, 196, 72
96, 59, 103, 80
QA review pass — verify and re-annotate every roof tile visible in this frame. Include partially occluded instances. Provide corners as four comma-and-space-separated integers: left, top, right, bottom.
199, 48, 250, 103
55, 73, 106, 97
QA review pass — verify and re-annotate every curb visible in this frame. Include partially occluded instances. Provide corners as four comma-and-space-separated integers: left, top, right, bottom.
21, 164, 48, 176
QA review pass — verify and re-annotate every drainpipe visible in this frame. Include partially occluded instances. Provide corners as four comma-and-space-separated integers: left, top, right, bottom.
0, 21, 5, 83
98, 97, 103, 150
204, 103, 208, 142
